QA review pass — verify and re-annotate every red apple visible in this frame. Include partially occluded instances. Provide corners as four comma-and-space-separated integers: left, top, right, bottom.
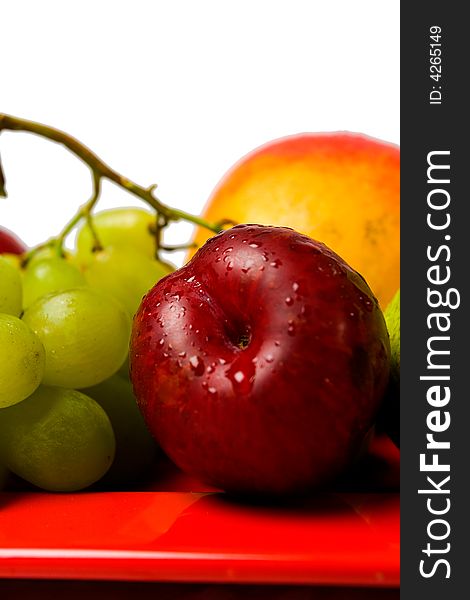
0, 226, 27, 255
130, 225, 390, 495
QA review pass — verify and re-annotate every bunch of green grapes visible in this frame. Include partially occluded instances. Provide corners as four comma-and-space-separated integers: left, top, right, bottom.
0, 208, 171, 492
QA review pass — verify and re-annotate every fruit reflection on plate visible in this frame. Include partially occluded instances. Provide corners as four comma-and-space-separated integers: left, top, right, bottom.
0, 435, 399, 586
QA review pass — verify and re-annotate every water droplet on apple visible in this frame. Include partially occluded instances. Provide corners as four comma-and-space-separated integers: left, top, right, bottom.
208, 386, 217, 395
241, 258, 255, 274
270, 258, 282, 268
249, 242, 260, 248
159, 338, 165, 346
219, 357, 227, 365
206, 364, 214, 373
292, 282, 300, 293
227, 362, 255, 394
186, 275, 195, 283
226, 261, 234, 271
274, 340, 280, 347
285, 296, 293, 306
178, 351, 186, 357
265, 354, 274, 363
189, 355, 205, 376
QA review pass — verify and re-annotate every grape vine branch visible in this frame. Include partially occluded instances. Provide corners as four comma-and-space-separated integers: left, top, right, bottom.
0, 113, 231, 260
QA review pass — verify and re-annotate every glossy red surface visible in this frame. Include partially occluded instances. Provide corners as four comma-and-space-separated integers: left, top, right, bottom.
131, 224, 391, 495
0, 436, 399, 586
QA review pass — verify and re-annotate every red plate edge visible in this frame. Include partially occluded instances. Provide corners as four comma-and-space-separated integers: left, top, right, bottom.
0, 494, 399, 586
0, 437, 400, 587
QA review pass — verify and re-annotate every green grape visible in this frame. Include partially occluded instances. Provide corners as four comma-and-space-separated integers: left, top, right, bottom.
0, 314, 45, 408
75, 207, 157, 263
82, 245, 173, 318
23, 256, 86, 309
0, 385, 115, 492
22, 288, 130, 389
0, 256, 22, 316
83, 375, 157, 486
27, 246, 73, 265
1, 252, 24, 272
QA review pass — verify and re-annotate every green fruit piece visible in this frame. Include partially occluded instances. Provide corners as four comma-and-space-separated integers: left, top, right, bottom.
1, 253, 24, 272
0, 385, 115, 492
83, 375, 157, 486
75, 207, 157, 262
380, 289, 400, 447
23, 256, 86, 309
22, 288, 130, 389
82, 245, 174, 318
0, 314, 45, 408
27, 246, 74, 265
384, 289, 400, 378
0, 256, 22, 316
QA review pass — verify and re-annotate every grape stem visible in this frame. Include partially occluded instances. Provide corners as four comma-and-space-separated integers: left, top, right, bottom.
0, 113, 228, 258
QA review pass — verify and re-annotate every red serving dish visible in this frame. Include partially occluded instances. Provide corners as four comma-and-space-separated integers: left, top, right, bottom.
0, 435, 399, 587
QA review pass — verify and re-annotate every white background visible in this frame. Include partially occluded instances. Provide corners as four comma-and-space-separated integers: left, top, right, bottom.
1, 0, 399, 266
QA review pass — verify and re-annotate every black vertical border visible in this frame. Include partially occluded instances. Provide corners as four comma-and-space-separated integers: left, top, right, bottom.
401, 3, 467, 597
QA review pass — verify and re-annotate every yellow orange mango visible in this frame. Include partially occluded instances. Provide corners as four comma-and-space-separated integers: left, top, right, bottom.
192, 133, 399, 308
